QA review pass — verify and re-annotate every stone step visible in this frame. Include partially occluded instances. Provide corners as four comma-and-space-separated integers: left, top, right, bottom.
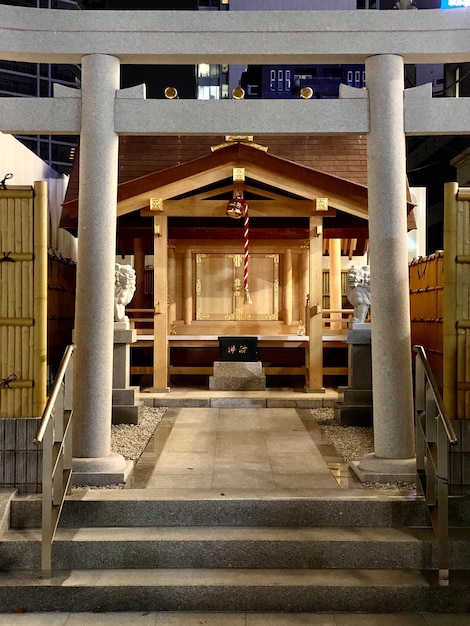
4, 525, 470, 571
1, 567, 469, 613
9, 491, 432, 530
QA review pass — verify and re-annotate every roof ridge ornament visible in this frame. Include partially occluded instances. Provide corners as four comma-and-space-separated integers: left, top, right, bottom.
211, 136, 268, 153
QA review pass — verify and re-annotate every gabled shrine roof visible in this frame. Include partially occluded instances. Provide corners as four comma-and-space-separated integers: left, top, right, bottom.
61, 134, 370, 231
61, 135, 414, 256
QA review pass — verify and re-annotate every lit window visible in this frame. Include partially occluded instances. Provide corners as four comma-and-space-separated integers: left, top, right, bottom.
198, 64, 211, 78
269, 69, 276, 92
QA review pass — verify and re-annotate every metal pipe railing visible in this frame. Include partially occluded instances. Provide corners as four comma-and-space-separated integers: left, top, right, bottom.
34, 344, 74, 578
413, 344, 457, 586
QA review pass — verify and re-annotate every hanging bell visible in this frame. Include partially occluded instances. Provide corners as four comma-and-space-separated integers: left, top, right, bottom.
225, 194, 247, 219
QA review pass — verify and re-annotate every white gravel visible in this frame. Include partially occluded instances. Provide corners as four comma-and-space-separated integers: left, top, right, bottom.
73, 406, 166, 490
311, 407, 416, 491
111, 406, 167, 460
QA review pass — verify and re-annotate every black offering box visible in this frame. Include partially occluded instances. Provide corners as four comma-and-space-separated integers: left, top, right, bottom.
218, 336, 258, 362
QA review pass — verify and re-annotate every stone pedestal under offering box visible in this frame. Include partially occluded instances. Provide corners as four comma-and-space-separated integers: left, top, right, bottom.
210, 338, 265, 390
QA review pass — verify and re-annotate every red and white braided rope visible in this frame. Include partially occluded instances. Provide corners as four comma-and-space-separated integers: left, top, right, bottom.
243, 201, 252, 304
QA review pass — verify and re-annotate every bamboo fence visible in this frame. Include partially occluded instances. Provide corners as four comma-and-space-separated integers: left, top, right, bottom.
443, 183, 470, 420
0, 182, 47, 418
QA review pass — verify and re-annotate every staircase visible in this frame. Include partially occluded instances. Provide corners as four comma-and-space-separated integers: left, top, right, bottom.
1, 490, 470, 613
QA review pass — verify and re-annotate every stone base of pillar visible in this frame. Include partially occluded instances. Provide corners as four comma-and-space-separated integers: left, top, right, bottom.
350, 452, 416, 484
72, 452, 133, 487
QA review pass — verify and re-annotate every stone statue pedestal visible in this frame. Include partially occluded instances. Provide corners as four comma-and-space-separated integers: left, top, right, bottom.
113, 325, 142, 424
209, 361, 266, 391
338, 325, 373, 426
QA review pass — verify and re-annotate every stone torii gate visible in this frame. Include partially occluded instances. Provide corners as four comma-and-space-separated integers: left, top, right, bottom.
1, 6, 470, 484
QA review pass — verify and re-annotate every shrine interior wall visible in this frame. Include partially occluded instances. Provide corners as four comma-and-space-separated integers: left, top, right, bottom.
133, 240, 357, 337
168, 239, 308, 336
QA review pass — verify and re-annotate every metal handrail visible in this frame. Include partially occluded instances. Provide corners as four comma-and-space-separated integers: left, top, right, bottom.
34, 344, 74, 578
413, 344, 458, 587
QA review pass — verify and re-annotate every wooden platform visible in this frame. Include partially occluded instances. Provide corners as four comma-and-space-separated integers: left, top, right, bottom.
130, 334, 349, 386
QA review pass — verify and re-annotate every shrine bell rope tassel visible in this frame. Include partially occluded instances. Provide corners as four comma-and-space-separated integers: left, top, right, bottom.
243, 201, 252, 305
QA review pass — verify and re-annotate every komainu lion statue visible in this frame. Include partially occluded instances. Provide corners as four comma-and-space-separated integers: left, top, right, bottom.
347, 265, 370, 325
114, 263, 136, 323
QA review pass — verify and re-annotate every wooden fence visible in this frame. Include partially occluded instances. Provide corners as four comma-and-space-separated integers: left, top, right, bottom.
47, 253, 76, 380
409, 251, 444, 389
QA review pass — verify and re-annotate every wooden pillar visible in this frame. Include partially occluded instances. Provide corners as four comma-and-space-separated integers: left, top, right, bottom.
133, 237, 146, 310
306, 216, 324, 392
168, 245, 177, 330
299, 248, 309, 326
183, 249, 192, 326
283, 248, 293, 327
153, 213, 168, 391
329, 238, 343, 331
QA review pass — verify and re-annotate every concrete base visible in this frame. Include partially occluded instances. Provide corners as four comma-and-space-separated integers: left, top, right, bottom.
339, 395, 373, 426
351, 453, 416, 484
112, 402, 143, 425
338, 326, 372, 426
209, 361, 266, 391
209, 377, 266, 391
112, 328, 141, 424
72, 452, 133, 487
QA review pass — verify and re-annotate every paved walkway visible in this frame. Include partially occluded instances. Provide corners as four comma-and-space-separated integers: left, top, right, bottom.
126, 405, 347, 492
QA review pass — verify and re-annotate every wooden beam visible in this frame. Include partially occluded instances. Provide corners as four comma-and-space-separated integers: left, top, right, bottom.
166, 227, 310, 240
117, 164, 234, 216
140, 199, 328, 218
246, 166, 368, 219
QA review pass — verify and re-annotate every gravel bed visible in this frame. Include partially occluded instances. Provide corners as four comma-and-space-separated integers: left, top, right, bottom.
311, 407, 416, 491
73, 406, 166, 490
111, 406, 167, 461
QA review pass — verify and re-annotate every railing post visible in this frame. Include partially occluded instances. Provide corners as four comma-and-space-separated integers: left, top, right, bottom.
413, 344, 457, 587
437, 416, 450, 587
35, 345, 74, 578
40, 419, 53, 579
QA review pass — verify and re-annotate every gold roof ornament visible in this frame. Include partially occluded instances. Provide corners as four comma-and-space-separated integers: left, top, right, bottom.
232, 86, 245, 100
211, 135, 268, 153
164, 86, 178, 99
300, 86, 314, 99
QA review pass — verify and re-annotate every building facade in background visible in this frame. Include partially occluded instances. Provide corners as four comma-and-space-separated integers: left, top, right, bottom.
0, 0, 81, 173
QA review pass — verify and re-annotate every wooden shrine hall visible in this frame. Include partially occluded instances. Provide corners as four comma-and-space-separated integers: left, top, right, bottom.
61, 134, 414, 392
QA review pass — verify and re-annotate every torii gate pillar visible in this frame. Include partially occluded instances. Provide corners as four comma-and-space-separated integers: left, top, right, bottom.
353, 54, 416, 483
72, 54, 130, 485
